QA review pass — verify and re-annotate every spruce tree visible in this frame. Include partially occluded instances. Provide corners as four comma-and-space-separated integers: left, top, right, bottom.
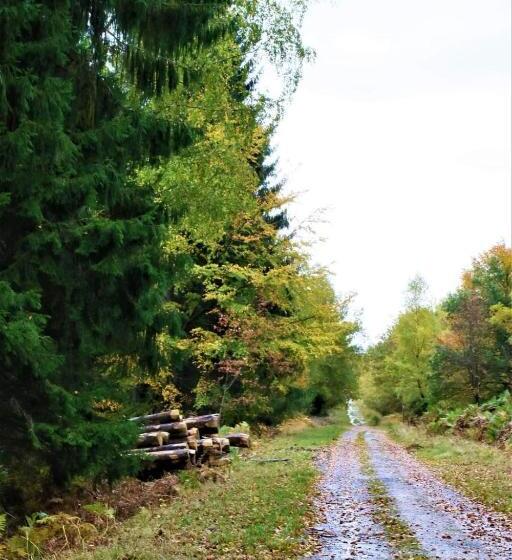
0, 0, 227, 513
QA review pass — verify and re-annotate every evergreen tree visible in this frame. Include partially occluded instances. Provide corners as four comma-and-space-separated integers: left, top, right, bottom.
0, 0, 227, 513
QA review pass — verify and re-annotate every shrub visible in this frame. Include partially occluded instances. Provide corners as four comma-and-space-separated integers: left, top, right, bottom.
424, 392, 512, 445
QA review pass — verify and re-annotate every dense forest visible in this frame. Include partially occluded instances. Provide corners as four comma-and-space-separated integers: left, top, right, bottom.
0, 0, 358, 518
2, 4, 510, 559
361, 244, 512, 445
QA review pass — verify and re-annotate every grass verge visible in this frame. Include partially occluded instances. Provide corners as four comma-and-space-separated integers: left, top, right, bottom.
61, 410, 349, 560
383, 418, 512, 515
356, 432, 428, 560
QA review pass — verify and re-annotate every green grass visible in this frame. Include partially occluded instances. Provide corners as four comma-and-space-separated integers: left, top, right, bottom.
383, 418, 512, 515
60, 411, 349, 560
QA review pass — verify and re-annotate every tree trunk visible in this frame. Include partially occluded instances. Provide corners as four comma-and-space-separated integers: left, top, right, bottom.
166, 436, 188, 445
183, 414, 220, 434
142, 449, 190, 463
416, 379, 425, 400
140, 421, 188, 436
136, 431, 169, 448
135, 442, 188, 453
130, 409, 182, 425
225, 433, 251, 448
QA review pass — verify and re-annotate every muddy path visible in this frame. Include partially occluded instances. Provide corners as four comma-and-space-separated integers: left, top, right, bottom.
308, 426, 512, 560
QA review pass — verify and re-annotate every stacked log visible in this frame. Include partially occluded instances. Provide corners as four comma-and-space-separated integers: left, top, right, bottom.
129, 410, 250, 473
137, 431, 169, 448
224, 433, 250, 448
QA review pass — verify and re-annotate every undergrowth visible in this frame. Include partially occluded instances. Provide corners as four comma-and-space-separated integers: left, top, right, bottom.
29, 410, 349, 560
425, 391, 512, 447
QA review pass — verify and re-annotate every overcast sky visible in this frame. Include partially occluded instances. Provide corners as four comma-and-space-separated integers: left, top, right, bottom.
274, 0, 511, 344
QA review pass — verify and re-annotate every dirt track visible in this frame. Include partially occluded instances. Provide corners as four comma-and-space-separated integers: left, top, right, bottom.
309, 426, 512, 560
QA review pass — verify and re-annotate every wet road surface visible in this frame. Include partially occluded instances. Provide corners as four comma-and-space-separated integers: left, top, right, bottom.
308, 426, 512, 560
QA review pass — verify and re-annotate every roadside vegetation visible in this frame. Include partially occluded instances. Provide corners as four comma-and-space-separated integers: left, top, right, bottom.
424, 391, 512, 447
360, 245, 512, 445
361, 245, 512, 424
10, 412, 347, 560
0, 0, 359, 532
383, 417, 512, 515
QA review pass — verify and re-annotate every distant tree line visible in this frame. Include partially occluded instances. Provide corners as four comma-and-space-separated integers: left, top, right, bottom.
361, 244, 512, 420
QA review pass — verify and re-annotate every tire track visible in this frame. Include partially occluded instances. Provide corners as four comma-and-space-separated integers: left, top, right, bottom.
308, 429, 393, 559
365, 429, 512, 560
308, 426, 512, 560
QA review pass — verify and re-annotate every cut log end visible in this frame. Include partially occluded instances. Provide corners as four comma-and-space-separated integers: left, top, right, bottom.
130, 409, 183, 425
225, 433, 251, 448
137, 431, 170, 448
143, 449, 190, 463
140, 421, 187, 436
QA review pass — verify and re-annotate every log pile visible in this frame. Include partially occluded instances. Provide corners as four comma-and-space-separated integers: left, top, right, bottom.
129, 410, 250, 472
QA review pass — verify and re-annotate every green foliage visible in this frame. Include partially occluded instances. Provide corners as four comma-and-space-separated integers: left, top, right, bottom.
135, 91, 359, 424
359, 339, 402, 416
425, 391, 512, 447
360, 276, 442, 418
220, 420, 251, 435
362, 245, 512, 433
357, 403, 382, 426
147, 208, 359, 425
0, 0, 230, 513
1, 0, 356, 521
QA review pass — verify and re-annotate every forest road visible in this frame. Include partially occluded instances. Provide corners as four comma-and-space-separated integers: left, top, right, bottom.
307, 426, 512, 560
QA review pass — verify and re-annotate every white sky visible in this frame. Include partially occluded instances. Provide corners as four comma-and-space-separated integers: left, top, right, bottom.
273, 0, 512, 345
